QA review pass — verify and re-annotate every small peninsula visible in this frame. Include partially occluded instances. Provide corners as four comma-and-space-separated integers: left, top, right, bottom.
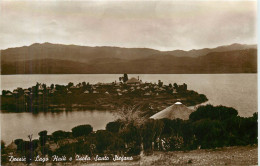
1, 74, 207, 116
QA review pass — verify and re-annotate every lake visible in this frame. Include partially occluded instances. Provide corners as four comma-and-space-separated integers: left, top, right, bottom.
1, 74, 257, 144
1, 110, 117, 144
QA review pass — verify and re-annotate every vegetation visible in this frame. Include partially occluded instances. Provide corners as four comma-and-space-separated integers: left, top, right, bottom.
38, 130, 47, 146
72, 125, 93, 137
1, 105, 257, 164
1, 76, 208, 114
52, 130, 71, 142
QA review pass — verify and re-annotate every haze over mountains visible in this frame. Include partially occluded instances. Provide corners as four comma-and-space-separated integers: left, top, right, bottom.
1, 43, 257, 74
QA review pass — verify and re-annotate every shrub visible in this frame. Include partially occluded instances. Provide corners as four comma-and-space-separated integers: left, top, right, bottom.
106, 121, 123, 133
94, 130, 114, 153
72, 124, 93, 137
193, 119, 226, 148
1, 140, 6, 154
52, 130, 71, 142
38, 130, 47, 137
161, 136, 184, 151
189, 104, 238, 121
14, 139, 24, 146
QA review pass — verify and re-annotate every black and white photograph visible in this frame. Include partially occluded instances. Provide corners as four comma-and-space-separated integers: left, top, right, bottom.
0, 0, 258, 165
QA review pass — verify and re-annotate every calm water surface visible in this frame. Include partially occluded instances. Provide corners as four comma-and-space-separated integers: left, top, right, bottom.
1, 74, 257, 144
1, 110, 116, 144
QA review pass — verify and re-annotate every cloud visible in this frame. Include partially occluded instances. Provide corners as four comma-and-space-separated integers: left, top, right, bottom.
0, 1, 257, 50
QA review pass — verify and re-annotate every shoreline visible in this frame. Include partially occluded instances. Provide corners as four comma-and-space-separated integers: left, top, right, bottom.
1, 80, 208, 114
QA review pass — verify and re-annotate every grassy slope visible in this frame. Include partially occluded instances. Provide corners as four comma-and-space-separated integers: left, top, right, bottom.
85, 145, 258, 166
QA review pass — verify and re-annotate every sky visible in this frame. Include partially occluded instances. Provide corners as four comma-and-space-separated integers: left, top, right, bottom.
0, 0, 257, 51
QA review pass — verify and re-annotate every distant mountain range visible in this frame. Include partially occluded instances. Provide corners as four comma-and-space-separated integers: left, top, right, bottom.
1, 43, 257, 74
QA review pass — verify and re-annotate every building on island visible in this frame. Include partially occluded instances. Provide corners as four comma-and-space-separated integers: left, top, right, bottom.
84, 90, 90, 94
126, 77, 141, 84
24, 89, 30, 93
6, 92, 12, 96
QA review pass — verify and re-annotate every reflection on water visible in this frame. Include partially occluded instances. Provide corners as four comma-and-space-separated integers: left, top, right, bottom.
1, 74, 257, 116
1, 74, 257, 144
1, 110, 117, 144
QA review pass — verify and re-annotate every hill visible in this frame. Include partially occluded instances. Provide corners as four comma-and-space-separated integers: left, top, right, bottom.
1, 43, 257, 74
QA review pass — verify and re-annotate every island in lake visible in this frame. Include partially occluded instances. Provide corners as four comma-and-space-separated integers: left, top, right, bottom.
1, 74, 207, 117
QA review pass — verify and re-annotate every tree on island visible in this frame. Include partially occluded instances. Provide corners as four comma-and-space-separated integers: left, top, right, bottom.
173, 83, 178, 89
158, 80, 163, 87
119, 74, 129, 83
82, 81, 87, 87
183, 83, 187, 91
67, 82, 74, 88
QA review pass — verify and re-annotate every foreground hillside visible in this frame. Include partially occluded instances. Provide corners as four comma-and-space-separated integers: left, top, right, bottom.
1, 104, 257, 165
138, 145, 257, 166
86, 145, 257, 166
4, 145, 257, 165
62, 145, 259, 165
1, 43, 257, 74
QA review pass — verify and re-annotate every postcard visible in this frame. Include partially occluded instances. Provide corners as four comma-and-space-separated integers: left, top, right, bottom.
0, 0, 257, 165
